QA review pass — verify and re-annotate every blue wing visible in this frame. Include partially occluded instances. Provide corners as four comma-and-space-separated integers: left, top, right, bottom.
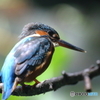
1, 36, 52, 100
14, 36, 52, 76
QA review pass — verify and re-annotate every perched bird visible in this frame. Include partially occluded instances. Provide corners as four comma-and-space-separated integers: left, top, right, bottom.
0, 22, 86, 100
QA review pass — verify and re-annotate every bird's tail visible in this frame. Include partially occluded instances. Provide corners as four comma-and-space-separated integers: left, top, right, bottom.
2, 79, 18, 100
2, 89, 12, 100
2, 81, 14, 100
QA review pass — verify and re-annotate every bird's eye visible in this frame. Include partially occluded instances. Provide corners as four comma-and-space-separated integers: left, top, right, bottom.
53, 34, 57, 38
48, 31, 60, 41
52, 34, 59, 40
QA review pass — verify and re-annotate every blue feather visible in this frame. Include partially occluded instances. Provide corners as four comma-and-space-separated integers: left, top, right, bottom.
1, 56, 15, 100
1, 36, 52, 100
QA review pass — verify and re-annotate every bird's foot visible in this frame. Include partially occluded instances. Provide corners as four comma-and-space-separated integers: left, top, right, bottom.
31, 79, 40, 89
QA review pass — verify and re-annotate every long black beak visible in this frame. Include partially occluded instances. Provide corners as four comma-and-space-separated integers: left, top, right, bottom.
58, 39, 86, 53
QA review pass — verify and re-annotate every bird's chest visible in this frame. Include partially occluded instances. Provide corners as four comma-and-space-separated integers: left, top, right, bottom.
23, 49, 54, 82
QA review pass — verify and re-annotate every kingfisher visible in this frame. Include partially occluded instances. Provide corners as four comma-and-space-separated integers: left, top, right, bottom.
0, 22, 86, 100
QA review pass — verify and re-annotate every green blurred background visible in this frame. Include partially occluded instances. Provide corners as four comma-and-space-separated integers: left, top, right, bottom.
0, 0, 100, 100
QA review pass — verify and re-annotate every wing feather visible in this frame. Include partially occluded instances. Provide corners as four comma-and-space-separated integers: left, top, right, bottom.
14, 37, 51, 76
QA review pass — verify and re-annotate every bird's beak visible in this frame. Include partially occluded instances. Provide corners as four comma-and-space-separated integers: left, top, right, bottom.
58, 39, 86, 53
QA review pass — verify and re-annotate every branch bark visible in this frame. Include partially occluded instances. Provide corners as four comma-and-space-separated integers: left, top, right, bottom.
0, 60, 100, 96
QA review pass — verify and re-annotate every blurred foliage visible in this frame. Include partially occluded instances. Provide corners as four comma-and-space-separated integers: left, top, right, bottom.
0, 0, 100, 100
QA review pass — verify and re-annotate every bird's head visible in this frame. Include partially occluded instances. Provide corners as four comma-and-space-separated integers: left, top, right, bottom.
19, 22, 86, 52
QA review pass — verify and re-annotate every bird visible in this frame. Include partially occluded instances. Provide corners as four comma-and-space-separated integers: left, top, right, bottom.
0, 22, 86, 100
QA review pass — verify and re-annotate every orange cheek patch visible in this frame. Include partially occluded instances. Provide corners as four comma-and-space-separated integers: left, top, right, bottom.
35, 30, 49, 35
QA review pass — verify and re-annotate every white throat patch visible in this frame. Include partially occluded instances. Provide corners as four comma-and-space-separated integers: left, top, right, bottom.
53, 42, 59, 47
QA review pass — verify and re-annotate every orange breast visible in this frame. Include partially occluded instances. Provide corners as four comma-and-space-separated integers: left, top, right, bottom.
23, 47, 54, 83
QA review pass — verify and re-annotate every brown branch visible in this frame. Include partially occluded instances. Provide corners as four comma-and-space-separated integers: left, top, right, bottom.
0, 60, 100, 96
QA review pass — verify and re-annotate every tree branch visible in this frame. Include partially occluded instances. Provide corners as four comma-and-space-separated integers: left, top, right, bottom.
0, 60, 100, 96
